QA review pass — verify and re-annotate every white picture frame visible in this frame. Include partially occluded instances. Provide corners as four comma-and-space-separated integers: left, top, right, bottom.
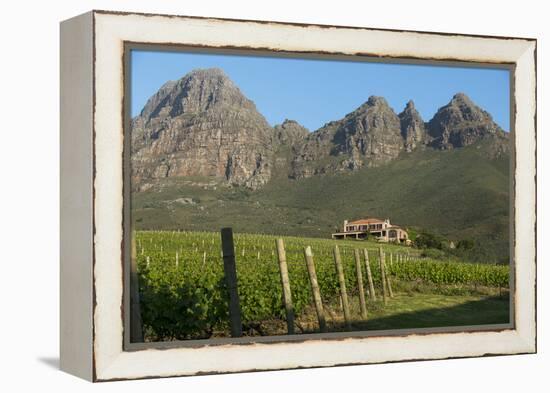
60, 10, 536, 381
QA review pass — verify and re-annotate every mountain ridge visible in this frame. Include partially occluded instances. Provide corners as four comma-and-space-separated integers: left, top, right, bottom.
131, 68, 508, 189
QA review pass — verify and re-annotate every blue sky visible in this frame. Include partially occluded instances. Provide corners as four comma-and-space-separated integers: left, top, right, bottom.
131, 49, 511, 131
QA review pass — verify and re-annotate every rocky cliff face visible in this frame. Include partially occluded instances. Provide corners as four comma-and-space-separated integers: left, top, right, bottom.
131, 68, 276, 190
132, 69, 509, 188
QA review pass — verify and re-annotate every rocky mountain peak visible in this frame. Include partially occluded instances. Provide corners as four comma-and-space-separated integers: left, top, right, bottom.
281, 119, 300, 126
405, 100, 416, 110
349, 95, 392, 116
336, 96, 402, 160
427, 93, 507, 149
188, 67, 226, 78
291, 96, 404, 178
274, 119, 309, 147
131, 69, 275, 190
367, 95, 389, 106
401, 99, 418, 114
450, 92, 473, 104
399, 100, 427, 152
170, 68, 259, 119
135, 67, 265, 128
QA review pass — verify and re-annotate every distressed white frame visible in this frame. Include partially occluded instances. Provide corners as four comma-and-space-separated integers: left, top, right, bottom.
61, 10, 536, 381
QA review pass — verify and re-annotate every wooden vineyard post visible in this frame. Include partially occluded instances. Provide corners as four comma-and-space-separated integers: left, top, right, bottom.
130, 235, 143, 342
304, 246, 327, 333
363, 249, 376, 301
354, 249, 368, 319
385, 259, 394, 298
333, 245, 351, 328
276, 239, 295, 335
221, 228, 242, 337
378, 247, 388, 305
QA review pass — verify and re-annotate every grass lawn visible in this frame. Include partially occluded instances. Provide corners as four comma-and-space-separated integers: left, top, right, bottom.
228, 290, 510, 338
328, 292, 509, 332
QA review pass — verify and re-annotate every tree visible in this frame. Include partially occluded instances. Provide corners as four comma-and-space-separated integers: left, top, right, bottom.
414, 230, 447, 250
457, 239, 475, 250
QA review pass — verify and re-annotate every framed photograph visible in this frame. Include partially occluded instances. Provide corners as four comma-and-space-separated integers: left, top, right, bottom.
60, 10, 536, 381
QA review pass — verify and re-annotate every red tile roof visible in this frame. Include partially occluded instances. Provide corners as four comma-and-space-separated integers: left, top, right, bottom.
348, 218, 385, 225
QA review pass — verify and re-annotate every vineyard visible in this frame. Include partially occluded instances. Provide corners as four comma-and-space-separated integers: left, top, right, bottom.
134, 230, 510, 341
